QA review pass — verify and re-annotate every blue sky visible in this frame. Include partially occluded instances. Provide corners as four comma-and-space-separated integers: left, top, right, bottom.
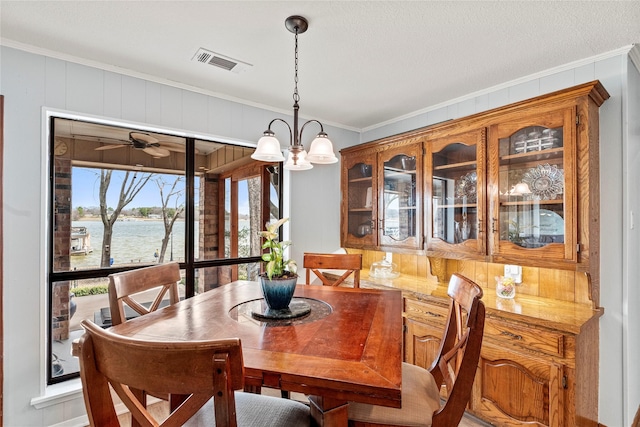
72, 168, 186, 209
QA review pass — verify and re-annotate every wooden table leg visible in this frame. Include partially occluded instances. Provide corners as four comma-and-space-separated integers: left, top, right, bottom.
308, 395, 349, 427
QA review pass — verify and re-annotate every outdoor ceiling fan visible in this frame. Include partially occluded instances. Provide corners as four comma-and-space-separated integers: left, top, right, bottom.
93, 132, 180, 158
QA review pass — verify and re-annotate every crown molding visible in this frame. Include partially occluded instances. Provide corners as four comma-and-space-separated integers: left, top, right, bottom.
0, 39, 358, 133
364, 45, 635, 133
2, 38, 634, 135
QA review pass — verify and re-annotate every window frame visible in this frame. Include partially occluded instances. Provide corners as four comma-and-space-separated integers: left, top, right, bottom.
45, 111, 282, 385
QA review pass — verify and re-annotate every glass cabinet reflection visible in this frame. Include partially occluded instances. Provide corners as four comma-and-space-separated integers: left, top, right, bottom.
490, 108, 575, 262
497, 124, 565, 249
344, 155, 377, 248
426, 129, 485, 256
382, 155, 416, 241
379, 143, 422, 249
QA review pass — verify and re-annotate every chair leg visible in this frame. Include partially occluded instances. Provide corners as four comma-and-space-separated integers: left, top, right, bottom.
130, 388, 146, 427
281, 390, 290, 399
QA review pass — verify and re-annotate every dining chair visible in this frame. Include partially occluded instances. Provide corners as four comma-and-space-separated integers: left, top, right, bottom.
348, 273, 486, 427
107, 262, 182, 424
78, 319, 311, 427
108, 262, 181, 326
304, 252, 362, 287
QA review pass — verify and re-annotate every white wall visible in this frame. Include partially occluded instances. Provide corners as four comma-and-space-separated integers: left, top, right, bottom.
361, 50, 639, 427
2, 43, 638, 426
0, 45, 358, 426
623, 54, 640, 425
287, 125, 357, 274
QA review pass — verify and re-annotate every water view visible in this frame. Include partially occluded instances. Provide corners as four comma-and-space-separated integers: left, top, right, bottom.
71, 219, 193, 270
70, 218, 251, 270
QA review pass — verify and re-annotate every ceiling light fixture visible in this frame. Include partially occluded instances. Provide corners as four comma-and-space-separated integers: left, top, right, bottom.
251, 15, 338, 171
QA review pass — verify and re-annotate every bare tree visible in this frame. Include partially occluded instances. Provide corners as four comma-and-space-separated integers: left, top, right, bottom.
99, 170, 154, 267
248, 177, 262, 256
245, 176, 263, 280
156, 176, 185, 263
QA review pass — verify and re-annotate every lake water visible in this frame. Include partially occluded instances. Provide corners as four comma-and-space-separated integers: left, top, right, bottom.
71, 219, 251, 270
71, 220, 193, 270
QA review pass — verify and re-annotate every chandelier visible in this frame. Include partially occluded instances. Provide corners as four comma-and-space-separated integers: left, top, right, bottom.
251, 15, 338, 170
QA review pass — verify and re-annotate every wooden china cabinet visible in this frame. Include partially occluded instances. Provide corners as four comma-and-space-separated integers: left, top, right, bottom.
423, 97, 595, 272
342, 149, 378, 248
342, 81, 609, 427
341, 138, 423, 251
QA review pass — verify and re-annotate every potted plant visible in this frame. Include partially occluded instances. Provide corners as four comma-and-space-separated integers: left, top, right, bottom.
259, 217, 298, 310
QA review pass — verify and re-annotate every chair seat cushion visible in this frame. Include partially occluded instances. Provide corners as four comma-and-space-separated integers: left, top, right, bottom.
186, 391, 310, 426
348, 362, 442, 427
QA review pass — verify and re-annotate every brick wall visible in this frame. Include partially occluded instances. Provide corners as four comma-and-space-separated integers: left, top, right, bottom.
198, 174, 222, 292
52, 157, 71, 340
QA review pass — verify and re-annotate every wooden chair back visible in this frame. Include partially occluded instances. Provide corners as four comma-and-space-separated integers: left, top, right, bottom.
108, 262, 180, 326
78, 319, 244, 427
430, 273, 485, 426
304, 253, 362, 288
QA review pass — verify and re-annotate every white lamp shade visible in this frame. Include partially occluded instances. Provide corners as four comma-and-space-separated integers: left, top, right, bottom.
284, 150, 313, 171
511, 182, 532, 195
251, 135, 285, 162
306, 136, 338, 164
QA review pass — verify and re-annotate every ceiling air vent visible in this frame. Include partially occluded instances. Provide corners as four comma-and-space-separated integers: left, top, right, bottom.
192, 48, 252, 74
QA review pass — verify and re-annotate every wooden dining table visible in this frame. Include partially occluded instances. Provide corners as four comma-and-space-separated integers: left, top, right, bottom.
94, 280, 403, 427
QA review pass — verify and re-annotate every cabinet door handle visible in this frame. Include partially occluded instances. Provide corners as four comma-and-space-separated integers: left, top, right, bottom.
500, 330, 523, 340
477, 220, 483, 234
491, 218, 497, 233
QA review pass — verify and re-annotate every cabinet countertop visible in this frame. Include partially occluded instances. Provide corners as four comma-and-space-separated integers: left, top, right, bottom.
325, 270, 603, 335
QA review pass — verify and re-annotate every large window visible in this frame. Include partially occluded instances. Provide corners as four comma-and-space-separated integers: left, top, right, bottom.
48, 116, 281, 383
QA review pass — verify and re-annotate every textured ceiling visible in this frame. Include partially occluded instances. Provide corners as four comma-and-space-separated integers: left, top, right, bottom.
1, 1, 639, 130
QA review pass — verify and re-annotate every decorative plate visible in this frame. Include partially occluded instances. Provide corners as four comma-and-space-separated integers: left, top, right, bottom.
522, 164, 564, 200
455, 171, 477, 203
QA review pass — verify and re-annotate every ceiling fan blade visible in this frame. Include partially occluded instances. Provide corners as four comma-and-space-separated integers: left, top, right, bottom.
95, 144, 128, 151
158, 142, 185, 153
143, 146, 171, 158
130, 132, 159, 145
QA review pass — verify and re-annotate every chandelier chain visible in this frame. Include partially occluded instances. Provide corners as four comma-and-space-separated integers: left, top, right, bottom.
293, 27, 300, 103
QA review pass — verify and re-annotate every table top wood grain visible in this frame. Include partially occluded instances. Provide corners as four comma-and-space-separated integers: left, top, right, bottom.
105, 280, 403, 426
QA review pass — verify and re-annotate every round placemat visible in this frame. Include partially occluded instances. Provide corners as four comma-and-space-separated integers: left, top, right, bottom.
251, 299, 311, 320
229, 297, 332, 326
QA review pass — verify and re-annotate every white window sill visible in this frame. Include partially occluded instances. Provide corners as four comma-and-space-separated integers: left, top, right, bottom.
30, 378, 83, 409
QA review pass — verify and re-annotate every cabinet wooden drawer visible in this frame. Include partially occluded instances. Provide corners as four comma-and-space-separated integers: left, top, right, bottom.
485, 318, 565, 358
404, 298, 449, 325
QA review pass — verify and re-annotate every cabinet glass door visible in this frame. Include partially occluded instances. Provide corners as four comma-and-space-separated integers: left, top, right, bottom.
343, 154, 377, 248
379, 143, 422, 249
426, 129, 485, 256
491, 109, 576, 262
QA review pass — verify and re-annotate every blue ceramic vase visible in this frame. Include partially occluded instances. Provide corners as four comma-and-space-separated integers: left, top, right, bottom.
259, 275, 297, 310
